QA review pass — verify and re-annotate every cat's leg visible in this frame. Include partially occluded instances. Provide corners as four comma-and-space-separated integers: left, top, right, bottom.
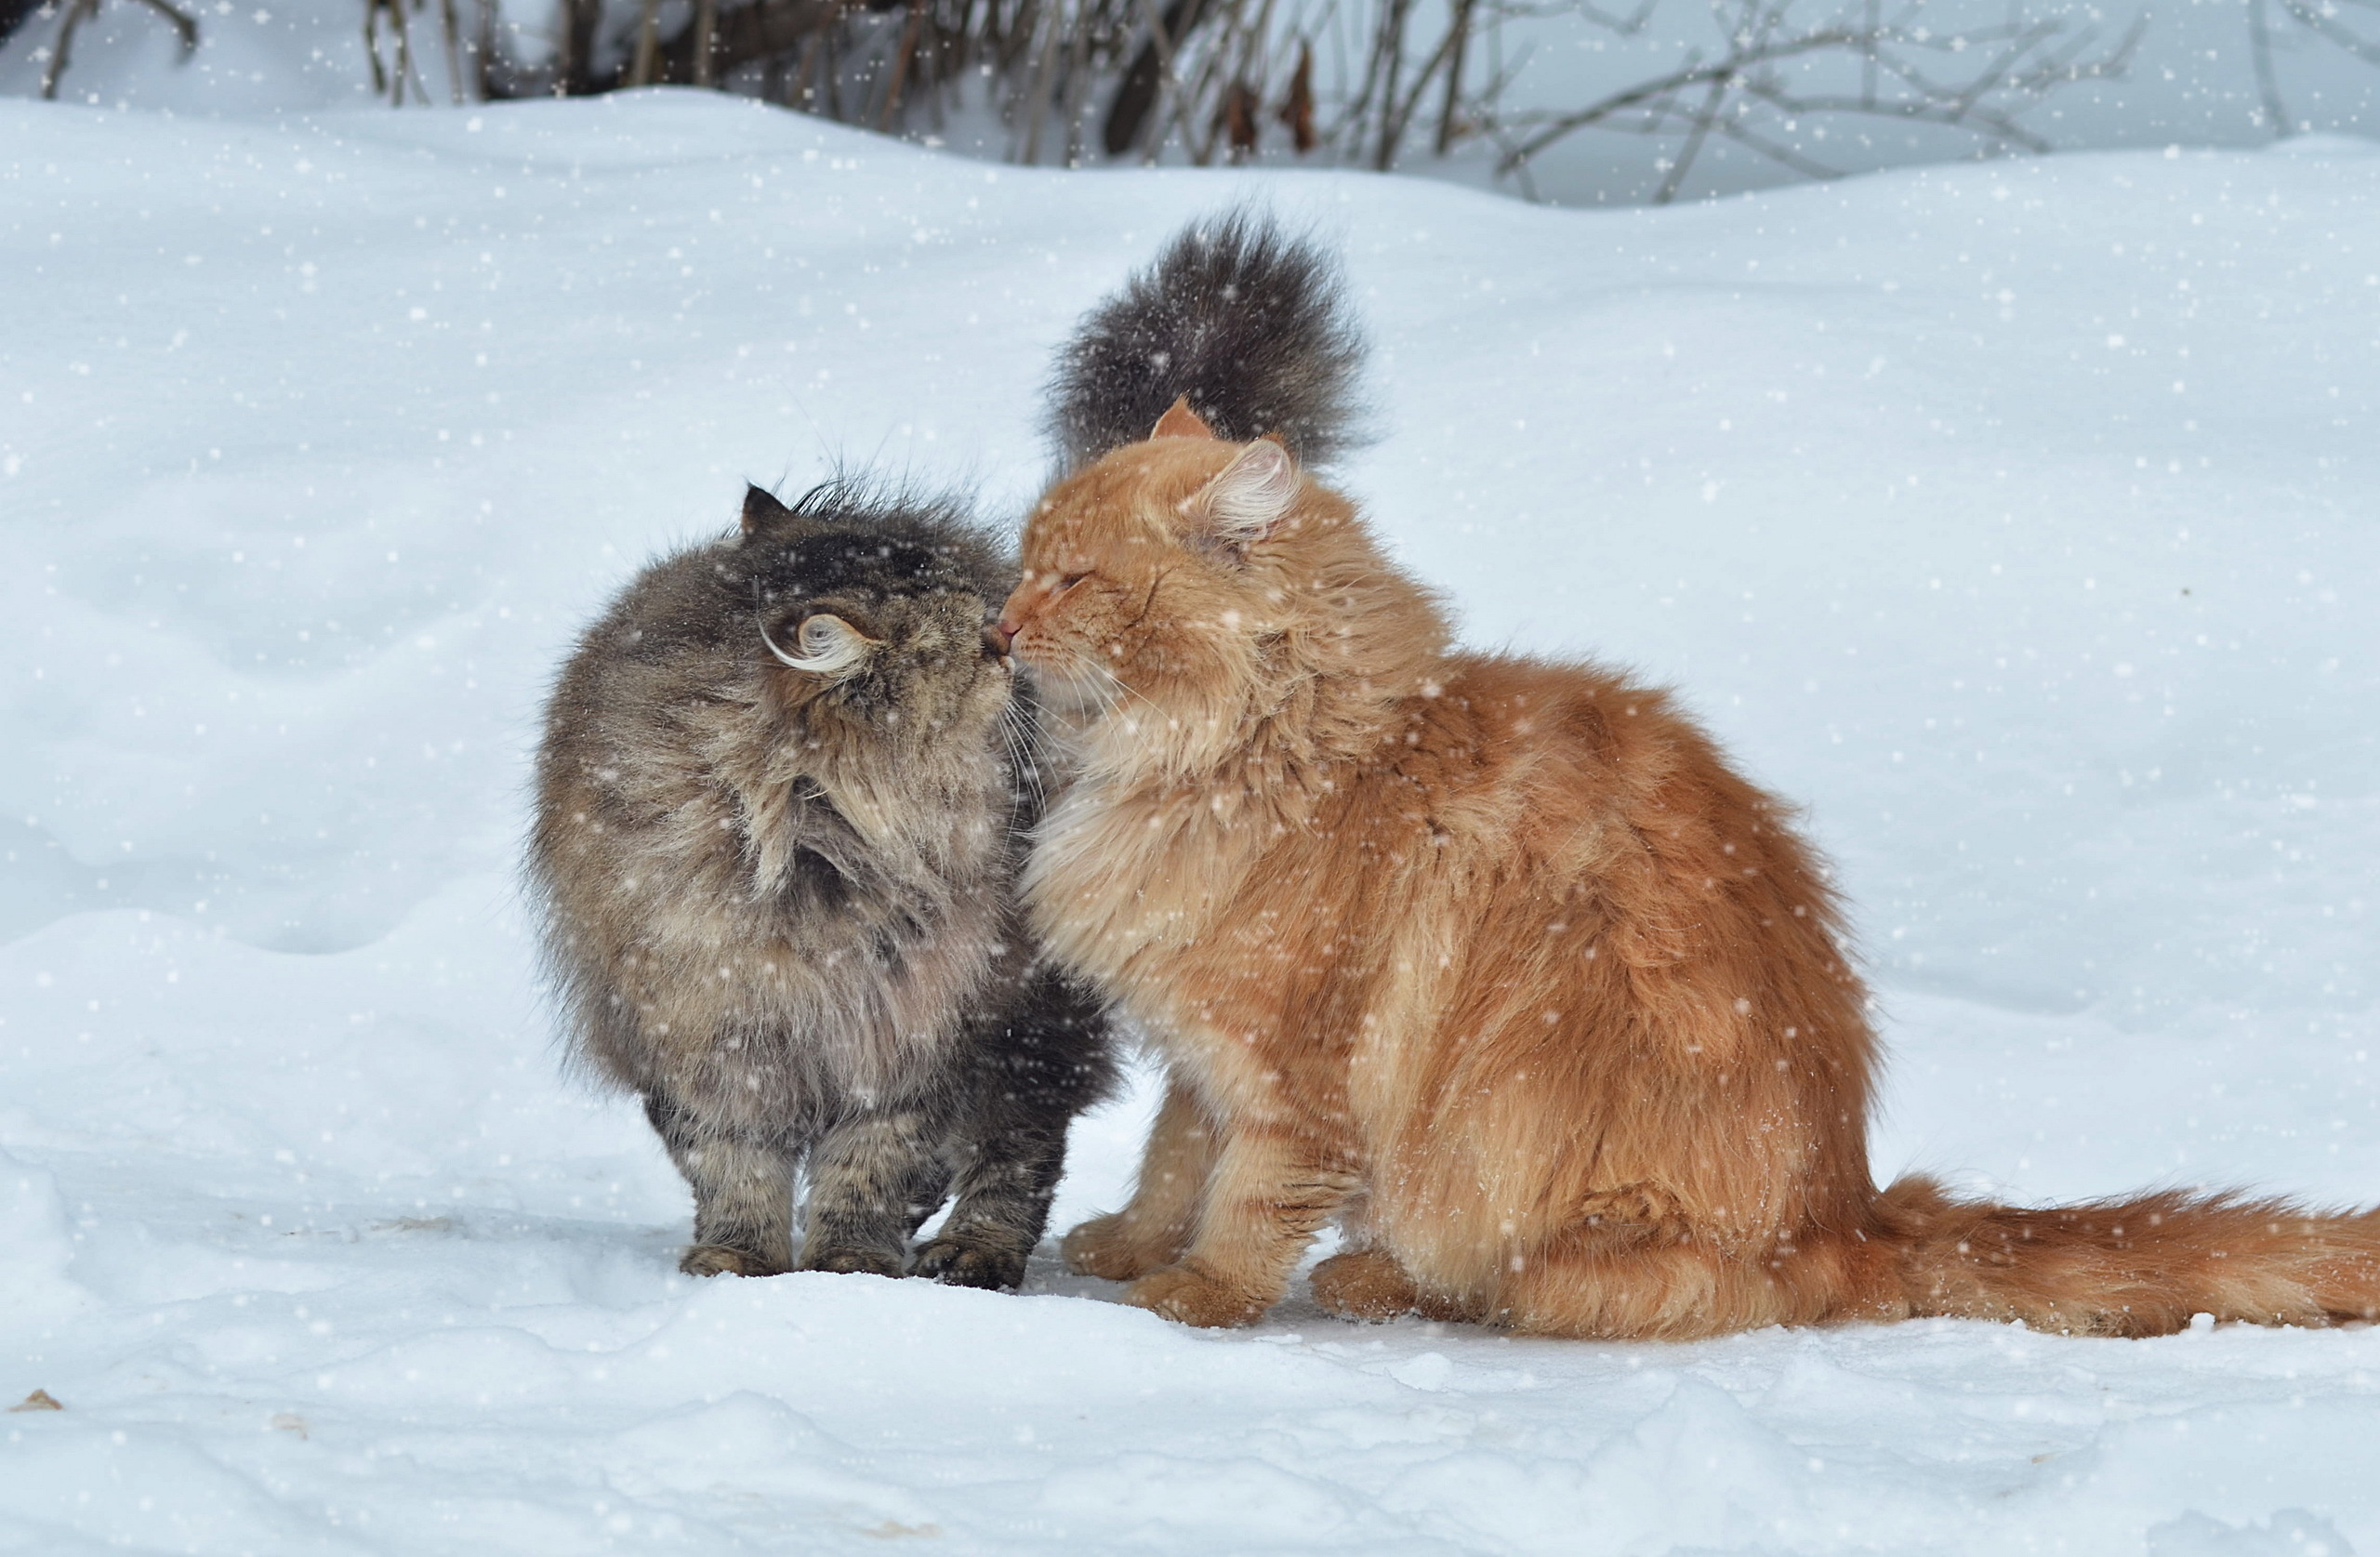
1309, 1247, 1421, 1320
1311, 1193, 1423, 1321
914, 1120, 1068, 1291
919, 969, 1116, 1290
1063, 1069, 1217, 1281
1307, 1192, 1477, 1324
1123, 1122, 1359, 1327
1310, 1250, 1474, 1324
644, 1091, 797, 1278
800, 1106, 951, 1278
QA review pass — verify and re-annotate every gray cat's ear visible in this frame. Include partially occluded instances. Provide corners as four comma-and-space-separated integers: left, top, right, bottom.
1186, 439, 1298, 555
762, 613, 876, 676
741, 485, 794, 536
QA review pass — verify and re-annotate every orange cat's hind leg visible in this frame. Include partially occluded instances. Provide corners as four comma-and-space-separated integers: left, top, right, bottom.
1490, 1221, 1907, 1340
1575, 1181, 1697, 1242
1064, 1071, 1217, 1281
1311, 1247, 1471, 1324
1311, 1247, 1417, 1320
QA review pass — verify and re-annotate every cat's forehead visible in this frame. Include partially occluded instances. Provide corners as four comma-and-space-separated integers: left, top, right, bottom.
1035, 441, 1232, 553
757, 526, 981, 598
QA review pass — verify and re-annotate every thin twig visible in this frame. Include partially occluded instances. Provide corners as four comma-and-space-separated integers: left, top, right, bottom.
41, 0, 101, 99
1654, 72, 1727, 201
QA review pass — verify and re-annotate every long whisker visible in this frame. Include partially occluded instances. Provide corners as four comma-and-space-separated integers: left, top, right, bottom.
1016, 716, 1050, 803
1005, 694, 1051, 751
1091, 661, 1164, 719
998, 702, 1048, 816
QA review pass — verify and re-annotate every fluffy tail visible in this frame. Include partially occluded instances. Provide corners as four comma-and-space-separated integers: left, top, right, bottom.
1875, 1176, 2380, 1336
1045, 208, 1367, 472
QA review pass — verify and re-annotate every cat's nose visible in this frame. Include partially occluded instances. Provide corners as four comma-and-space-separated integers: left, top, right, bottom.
983, 619, 1015, 657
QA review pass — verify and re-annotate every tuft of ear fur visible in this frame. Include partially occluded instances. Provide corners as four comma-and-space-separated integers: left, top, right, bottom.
1151, 397, 1217, 441
763, 613, 875, 677
1045, 208, 1368, 472
1190, 440, 1298, 554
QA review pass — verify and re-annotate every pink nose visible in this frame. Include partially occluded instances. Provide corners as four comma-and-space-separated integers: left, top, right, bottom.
984, 620, 1017, 656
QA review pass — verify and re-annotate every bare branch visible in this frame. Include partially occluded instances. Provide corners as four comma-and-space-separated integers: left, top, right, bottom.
44, 0, 195, 99
1654, 73, 1728, 202
2278, 0, 2380, 67
1482, 0, 2135, 198
1495, 30, 1864, 172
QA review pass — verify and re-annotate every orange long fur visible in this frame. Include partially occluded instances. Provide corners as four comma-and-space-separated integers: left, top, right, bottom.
996, 403, 2380, 1339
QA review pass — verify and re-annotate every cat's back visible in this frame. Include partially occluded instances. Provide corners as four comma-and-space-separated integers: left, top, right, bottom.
532, 536, 754, 862
1388, 652, 1692, 827
1399, 653, 1838, 935
546, 536, 736, 695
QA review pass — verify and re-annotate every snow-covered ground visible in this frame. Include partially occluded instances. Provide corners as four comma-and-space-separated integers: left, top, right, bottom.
5, 93, 2378, 1554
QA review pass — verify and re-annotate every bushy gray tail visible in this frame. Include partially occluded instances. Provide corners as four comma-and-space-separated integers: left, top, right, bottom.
1046, 209, 1367, 472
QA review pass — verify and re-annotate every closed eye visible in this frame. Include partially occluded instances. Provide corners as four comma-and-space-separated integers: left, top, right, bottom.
1058, 573, 1089, 591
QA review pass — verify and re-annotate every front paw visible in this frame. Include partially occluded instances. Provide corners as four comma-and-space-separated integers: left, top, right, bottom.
1063, 1211, 1178, 1282
914, 1237, 1028, 1291
680, 1243, 791, 1278
800, 1245, 905, 1279
1123, 1262, 1273, 1328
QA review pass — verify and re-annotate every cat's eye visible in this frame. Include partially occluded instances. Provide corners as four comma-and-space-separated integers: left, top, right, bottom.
1057, 572, 1089, 591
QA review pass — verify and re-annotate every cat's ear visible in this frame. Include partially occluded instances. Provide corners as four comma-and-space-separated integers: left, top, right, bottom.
762, 613, 875, 677
741, 484, 793, 536
1187, 438, 1298, 555
1150, 396, 1217, 442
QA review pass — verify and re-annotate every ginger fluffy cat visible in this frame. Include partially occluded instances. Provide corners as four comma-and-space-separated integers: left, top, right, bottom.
994, 215, 2380, 1339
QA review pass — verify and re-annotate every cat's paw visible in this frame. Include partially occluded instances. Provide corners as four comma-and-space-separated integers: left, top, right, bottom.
1578, 1181, 1693, 1243
1310, 1248, 1420, 1322
1062, 1212, 1178, 1281
914, 1237, 1027, 1291
1311, 1248, 1473, 1324
680, 1243, 790, 1278
1122, 1262, 1272, 1327
800, 1246, 906, 1279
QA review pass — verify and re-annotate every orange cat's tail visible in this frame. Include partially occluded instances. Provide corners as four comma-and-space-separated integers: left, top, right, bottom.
1871, 1176, 2380, 1335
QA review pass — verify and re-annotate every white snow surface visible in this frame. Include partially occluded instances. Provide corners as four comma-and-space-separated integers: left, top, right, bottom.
4, 94, 2378, 1554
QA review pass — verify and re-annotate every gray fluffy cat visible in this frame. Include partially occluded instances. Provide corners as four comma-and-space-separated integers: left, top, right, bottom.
530, 481, 1114, 1289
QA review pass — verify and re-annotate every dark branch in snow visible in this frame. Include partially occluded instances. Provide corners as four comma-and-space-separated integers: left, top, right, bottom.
2254, 0, 2380, 133
38, 0, 196, 100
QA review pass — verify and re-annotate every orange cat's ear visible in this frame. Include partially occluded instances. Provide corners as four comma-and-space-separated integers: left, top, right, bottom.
1188, 439, 1298, 554
1150, 396, 1217, 441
